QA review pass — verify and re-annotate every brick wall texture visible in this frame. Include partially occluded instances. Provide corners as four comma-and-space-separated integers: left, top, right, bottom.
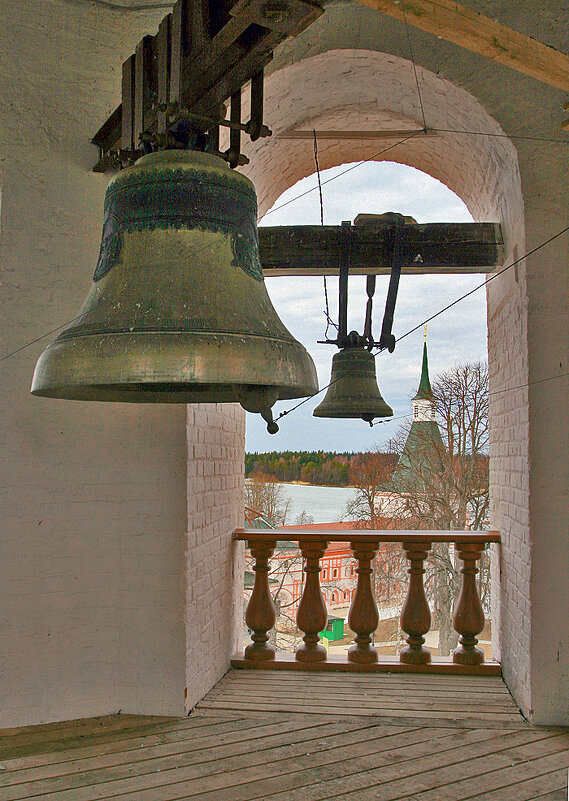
185, 404, 246, 712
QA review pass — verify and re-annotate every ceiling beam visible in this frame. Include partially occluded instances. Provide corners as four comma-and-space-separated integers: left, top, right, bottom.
277, 128, 434, 139
355, 0, 569, 93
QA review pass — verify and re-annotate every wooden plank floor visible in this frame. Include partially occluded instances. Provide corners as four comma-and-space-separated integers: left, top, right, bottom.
1, 671, 568, 800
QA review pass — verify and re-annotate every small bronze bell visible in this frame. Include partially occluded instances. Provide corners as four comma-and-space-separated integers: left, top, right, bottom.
31, 150, 318, 431
313, 340, 393, 424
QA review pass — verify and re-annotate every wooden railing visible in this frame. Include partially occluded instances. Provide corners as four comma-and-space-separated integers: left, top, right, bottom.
233, 529, 500, 675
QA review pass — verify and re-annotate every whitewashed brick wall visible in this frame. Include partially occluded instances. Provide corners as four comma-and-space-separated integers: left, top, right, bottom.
241, 38, 544, 718
185, 404, 246, 712
0, 0, 187, 726
487, 244, 531, 711
242, 49, 521, 225
522, 197, 569, 724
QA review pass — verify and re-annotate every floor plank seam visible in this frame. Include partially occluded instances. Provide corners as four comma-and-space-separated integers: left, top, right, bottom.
17, 727, 560, 801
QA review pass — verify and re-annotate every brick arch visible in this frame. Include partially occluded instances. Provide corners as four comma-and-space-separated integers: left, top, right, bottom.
239, 47, 528, 697
242, 49, 523, 247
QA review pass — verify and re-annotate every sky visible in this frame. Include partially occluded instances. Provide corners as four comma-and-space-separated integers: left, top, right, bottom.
245, 160, 488, 454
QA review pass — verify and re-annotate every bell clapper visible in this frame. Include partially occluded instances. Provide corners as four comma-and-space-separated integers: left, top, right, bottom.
261, 407, 279, 435
232, 384, 281, 434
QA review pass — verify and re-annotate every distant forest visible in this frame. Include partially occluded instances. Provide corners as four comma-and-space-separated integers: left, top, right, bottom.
245, 451, 355, 487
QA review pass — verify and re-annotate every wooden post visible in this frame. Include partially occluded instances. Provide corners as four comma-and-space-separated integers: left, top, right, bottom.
244, 540, 276, 662
121, 55, 136, 153
400, 541, 432, 665
295, 541, 328, 663
134, 36, 153, 148
348, 541, 380, 663
157, 15, 172, 136
453, 542, 486, 665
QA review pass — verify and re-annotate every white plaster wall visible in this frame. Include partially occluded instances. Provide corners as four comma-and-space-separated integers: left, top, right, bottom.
523, 184, 569, 725
487, 237, 530, 709
185, 403, 245, 712
0, 0, 188, 726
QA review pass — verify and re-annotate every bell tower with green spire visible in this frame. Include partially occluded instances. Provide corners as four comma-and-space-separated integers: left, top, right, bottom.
390, 330, 444, 491
412, 331, 437, 423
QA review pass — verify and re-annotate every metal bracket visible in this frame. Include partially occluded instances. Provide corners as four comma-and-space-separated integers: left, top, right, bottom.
378, 220, 403, 353
317, 219, 402, 353
92, 0, 323, 171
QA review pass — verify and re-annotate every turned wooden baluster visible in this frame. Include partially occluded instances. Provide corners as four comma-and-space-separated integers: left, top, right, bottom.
295, 541, 328, 662
400, 541, 432, 665
244, 540, 277, 662
453, 542, 485, 665
348, 541, 380, 664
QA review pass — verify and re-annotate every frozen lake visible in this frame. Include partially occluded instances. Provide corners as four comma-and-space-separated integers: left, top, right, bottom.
277, 482, 357, 524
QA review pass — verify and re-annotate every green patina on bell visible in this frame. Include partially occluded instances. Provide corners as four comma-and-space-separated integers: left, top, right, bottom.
313, 342, 393, 425
31, 150, 318, 431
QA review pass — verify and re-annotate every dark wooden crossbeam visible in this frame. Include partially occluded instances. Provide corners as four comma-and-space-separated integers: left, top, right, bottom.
92, 0, 323, 170
258, 220, 503, 276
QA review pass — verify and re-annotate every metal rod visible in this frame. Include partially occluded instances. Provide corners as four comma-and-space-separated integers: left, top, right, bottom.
278, 129, 434, 140
379, 222, 404, 352
338, 221, 351, 347
227, 89, 242, 168
122, 55, 136, 152
247, 70, 265, 141
169, 106, 271, 137
363, 274, 376, 348
157, 15, 171, 135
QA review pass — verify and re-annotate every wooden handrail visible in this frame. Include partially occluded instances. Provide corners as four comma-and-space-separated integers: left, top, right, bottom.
235, 528, 500, 543
237, 528, 500, 674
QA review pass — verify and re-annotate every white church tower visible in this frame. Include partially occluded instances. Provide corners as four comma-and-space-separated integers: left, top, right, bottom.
412, 331, 437, 422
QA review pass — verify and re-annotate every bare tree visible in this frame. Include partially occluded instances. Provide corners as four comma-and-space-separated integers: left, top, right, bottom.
433, 361, 489, 530
344, 449, 398, 529
245, 472, 291, 526
343, 362, 489, 656
389, 361, 490, 655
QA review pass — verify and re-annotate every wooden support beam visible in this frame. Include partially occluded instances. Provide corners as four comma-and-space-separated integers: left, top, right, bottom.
355, 0, 569, 92
156, 14, 172, 134
278, 129, 434, 140
121, 55, 136, 154
170, 0, 187, 103
92, 0, 323, 169
258, 221, 503, 276
134, 36, 154, 146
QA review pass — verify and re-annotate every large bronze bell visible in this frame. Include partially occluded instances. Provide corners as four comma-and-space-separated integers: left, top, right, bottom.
31, 150, 317, 430
313, 340, 393, 424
